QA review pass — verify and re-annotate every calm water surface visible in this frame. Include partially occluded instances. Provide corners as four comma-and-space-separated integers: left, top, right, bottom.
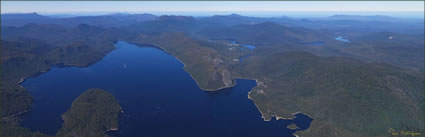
241, 44, 256, 50
235, 41, 256, 62
20, 41, 312, 137
335, 36, 350, 42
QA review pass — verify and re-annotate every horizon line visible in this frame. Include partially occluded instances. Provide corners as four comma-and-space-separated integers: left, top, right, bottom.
2, 11, 424, 18
3, 10, 425, 14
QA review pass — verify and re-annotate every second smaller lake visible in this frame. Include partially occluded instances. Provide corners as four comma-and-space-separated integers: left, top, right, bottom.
241, 44, 256, 50
232, 41, 256, 62
335, 36, 350, 42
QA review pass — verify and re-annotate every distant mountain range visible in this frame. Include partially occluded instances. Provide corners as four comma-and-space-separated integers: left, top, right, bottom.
1, 12, 157, 28
2, 12, 423, 34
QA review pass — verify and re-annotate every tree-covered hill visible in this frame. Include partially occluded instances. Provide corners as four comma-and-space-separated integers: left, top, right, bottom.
56, 88, 121, 137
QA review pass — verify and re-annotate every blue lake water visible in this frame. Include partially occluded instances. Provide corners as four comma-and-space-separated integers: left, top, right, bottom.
234, 41, 256, 62
335, 36, 350, 42
20, 41, 312, 137
231, 41, 256, 51
241, 44, 256, 50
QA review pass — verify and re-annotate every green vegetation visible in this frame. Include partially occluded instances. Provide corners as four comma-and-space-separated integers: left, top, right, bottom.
236, 52, 423, 137
334, 32, 424, 72
56, 88, 121, 137
199, 22, 328, 46
1, 39, 54, 117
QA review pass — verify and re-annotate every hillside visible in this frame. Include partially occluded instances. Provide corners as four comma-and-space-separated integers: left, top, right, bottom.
323, 32, 425, 72
235, 52, 424, 136
198, 22, 329, 46
56, 89, 122, 137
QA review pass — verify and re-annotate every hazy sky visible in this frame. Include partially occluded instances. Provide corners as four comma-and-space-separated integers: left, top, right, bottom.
1, 1, 424, 17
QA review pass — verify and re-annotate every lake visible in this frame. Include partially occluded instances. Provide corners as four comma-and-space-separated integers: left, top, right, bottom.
235, 41, 256, 62
20, 41, 312, 137
241, 44, 256, 50
335, 36, 350, 42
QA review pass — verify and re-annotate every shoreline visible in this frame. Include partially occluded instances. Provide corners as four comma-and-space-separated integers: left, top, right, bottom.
10, 47, 116, 118
243, 78, 313, 137
129, 41, 236, 92
0, 109, 30, 120
233, 77, 302, 121
106, 128, 119, 132
16, 61, 101, 85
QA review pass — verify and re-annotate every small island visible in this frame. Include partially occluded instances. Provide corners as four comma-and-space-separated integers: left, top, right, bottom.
287, 123, 298, 130
56, 88, 122, 137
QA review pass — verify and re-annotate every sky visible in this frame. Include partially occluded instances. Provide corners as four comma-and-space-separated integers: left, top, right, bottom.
1, 1, 424, 18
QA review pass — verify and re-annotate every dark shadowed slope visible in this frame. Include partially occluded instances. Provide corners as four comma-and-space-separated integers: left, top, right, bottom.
56, 89, 121, 137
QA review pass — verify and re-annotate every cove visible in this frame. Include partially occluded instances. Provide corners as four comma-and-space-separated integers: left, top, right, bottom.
20, 41, 312, 137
